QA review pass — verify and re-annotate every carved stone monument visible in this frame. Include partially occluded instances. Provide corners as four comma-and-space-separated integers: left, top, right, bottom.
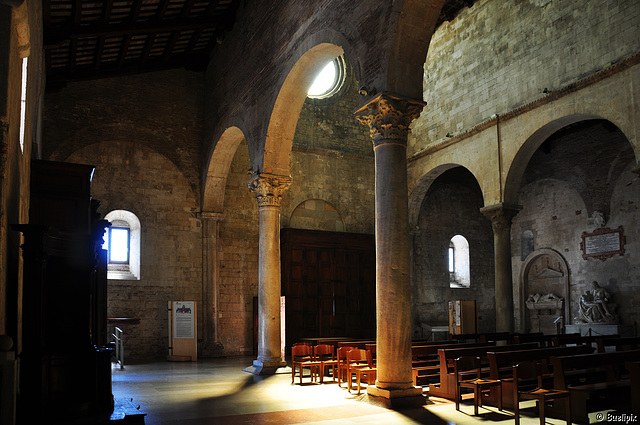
521, 249, 569, 334
526, 293, 564, 334
575, 281, 618, 324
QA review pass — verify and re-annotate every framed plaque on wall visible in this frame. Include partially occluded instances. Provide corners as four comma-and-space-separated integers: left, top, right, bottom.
580, 226, 625, 262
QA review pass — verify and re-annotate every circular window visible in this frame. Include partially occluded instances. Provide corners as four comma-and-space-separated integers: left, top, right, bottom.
307, 56, 346, 99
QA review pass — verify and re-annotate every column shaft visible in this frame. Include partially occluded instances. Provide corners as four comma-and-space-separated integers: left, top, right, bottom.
247, 173, 291, 374
481, 204, 521, 333
256, 204, 282, 364
200, 212, 223, 354
374, 142, 413, 390
356, 93, 425, 401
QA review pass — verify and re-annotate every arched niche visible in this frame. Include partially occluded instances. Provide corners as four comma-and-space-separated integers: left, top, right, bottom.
520, 248, 569, 334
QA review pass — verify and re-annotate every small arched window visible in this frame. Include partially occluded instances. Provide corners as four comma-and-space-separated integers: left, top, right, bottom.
449, 234, 470, 288
103, 210, 141, 280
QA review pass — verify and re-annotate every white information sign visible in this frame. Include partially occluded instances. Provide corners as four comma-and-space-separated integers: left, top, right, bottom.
173, 301, 195, 339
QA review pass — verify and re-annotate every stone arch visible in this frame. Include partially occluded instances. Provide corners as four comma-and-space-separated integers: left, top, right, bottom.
408, 163, 482, 229
289, 199, 345, 232
262, 42, 344, 177
384, 0, 446, 99
203, 126, 246, 212
520, 248, 569, 334
504, 113, 602, 205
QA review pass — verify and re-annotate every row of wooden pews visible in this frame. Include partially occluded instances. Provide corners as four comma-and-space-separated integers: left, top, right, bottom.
295, 332, 640, 423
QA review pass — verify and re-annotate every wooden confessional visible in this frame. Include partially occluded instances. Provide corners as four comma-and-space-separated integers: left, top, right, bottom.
13, 160, 112, 423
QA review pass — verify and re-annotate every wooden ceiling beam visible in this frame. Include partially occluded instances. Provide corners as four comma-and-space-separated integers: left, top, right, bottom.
47, 55, 198, 85
44, 16, 221, 48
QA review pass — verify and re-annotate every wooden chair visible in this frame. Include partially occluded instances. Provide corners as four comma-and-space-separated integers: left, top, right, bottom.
454, 355, 502, 415
291, 344, 320, 384
513, 360, 570, 425
346, 348, 376, 395
336, 346, 354, 388
314, 344, 337, 383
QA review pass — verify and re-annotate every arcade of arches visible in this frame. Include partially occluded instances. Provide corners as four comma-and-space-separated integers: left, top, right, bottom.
1, 0, 639, 411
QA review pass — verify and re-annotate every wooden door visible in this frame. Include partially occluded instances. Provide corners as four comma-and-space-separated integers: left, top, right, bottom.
281, 228, 375, 349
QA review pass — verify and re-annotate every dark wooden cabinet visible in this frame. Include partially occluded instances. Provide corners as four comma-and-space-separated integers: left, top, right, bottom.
281, 228, 376, 350
13, 160, 111, 423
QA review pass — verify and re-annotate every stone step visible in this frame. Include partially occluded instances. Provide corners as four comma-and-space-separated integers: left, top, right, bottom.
109, 397, 147, 424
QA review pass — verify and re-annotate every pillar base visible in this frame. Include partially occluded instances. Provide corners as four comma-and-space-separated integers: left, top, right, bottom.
243, 359, 288, 375
365, 386, 426, 409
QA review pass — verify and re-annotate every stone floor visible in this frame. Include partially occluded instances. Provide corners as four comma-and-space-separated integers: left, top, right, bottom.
111, 356, 587, 425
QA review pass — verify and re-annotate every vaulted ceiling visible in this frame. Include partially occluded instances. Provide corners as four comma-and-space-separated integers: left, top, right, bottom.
42, 0, 474, 90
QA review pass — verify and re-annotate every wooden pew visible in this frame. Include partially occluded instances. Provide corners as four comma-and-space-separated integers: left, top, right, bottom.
513, 333, 557, 347
549, 349, 640, 423
448, 332, 513, 343
485, 345, 595, 410
427, 343, 537, 399
625, 360, 640, 416
597, 336, 640, 353
551, 333, 618, 348
412, 342, 495, 387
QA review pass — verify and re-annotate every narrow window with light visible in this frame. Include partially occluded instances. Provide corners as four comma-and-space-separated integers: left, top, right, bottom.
103, 211, 141, 280
449, 234, 470, 288
105, 227, 130, 264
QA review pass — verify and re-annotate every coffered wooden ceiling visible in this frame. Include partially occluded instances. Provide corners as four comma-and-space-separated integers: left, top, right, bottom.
42, 0, 474, 89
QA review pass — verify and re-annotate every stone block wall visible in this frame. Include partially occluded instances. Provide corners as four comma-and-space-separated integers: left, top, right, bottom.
43, 70, 204, 362
412, 168, 495, 335
411, 0, 640, 156
218, 140, 259, 357
67, 141, 202, 361
215, 73, 375, 356
43, 69, 203, 201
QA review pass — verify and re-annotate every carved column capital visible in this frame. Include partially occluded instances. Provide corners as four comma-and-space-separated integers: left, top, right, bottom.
248, 173, 292, 208
480, 203, 522, 232
354, 93, 426, 149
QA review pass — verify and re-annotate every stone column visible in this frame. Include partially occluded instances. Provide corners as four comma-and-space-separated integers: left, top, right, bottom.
247, 172, 291, 374
355, 93, 425, 404
199, 211, 224, 356
480, 203, 521, 333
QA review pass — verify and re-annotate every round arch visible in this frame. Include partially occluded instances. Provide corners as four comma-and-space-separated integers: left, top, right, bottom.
203, 126, 246, 212
408, 163, 483, 229
262, 42, 344, 177
503, 113, 602, 205
384, 0, 446, 99
289, 199, 345, 232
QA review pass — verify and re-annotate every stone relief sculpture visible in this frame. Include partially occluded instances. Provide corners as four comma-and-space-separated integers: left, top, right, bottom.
576, 281, 618, 324
592, 211, 606, 228
526, 293, 564, 334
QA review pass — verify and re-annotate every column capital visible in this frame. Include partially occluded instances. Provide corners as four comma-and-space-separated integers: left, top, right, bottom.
198, 211, 225, 222
480, 203, 522, 230
354, 92, 426, 149
248, 173, 292, 208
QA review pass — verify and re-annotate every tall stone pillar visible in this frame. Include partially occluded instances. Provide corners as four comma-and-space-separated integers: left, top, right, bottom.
355, 93, 425, 404
480, 203, 521, 333
247, 172, 291, 374
199, 211, 224, 356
